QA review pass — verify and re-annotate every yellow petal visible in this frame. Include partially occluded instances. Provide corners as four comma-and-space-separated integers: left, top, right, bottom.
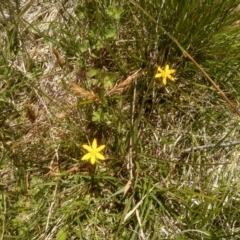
95, 152, 105, 160
81, 153, 92, 160
165, 65, 169, 72
90, 156, 96, 164
96, 145, 105, 152
168, 76, 174, 81
162, 77, 167, 85
92, 138, 97, 150
168, 69, 176, 74
82, 144, 92, 152
155, 73, 162, 78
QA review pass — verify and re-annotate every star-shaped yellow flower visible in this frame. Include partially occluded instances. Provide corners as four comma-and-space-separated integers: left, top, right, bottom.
81, 138, 106, 164
155, 64, 176, 85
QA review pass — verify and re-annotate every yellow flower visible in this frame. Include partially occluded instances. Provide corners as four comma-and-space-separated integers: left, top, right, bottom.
81, 138, 106, 164
155, 64, 176, 85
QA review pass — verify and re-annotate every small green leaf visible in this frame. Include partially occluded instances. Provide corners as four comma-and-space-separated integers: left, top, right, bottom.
86, 68, 100, 78
105, 26, 117, 39
106, 5, 123, 20
103, 75, 113, 89
103, 72, 118, 89
56, 227, 68, 240
92, 111, 101, 122
79, 40, 89, 53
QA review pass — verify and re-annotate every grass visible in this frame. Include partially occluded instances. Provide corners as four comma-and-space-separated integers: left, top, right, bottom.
1, 0, 240, 239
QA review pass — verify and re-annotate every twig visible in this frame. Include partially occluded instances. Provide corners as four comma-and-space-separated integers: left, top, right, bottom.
183, 141, 240, 152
